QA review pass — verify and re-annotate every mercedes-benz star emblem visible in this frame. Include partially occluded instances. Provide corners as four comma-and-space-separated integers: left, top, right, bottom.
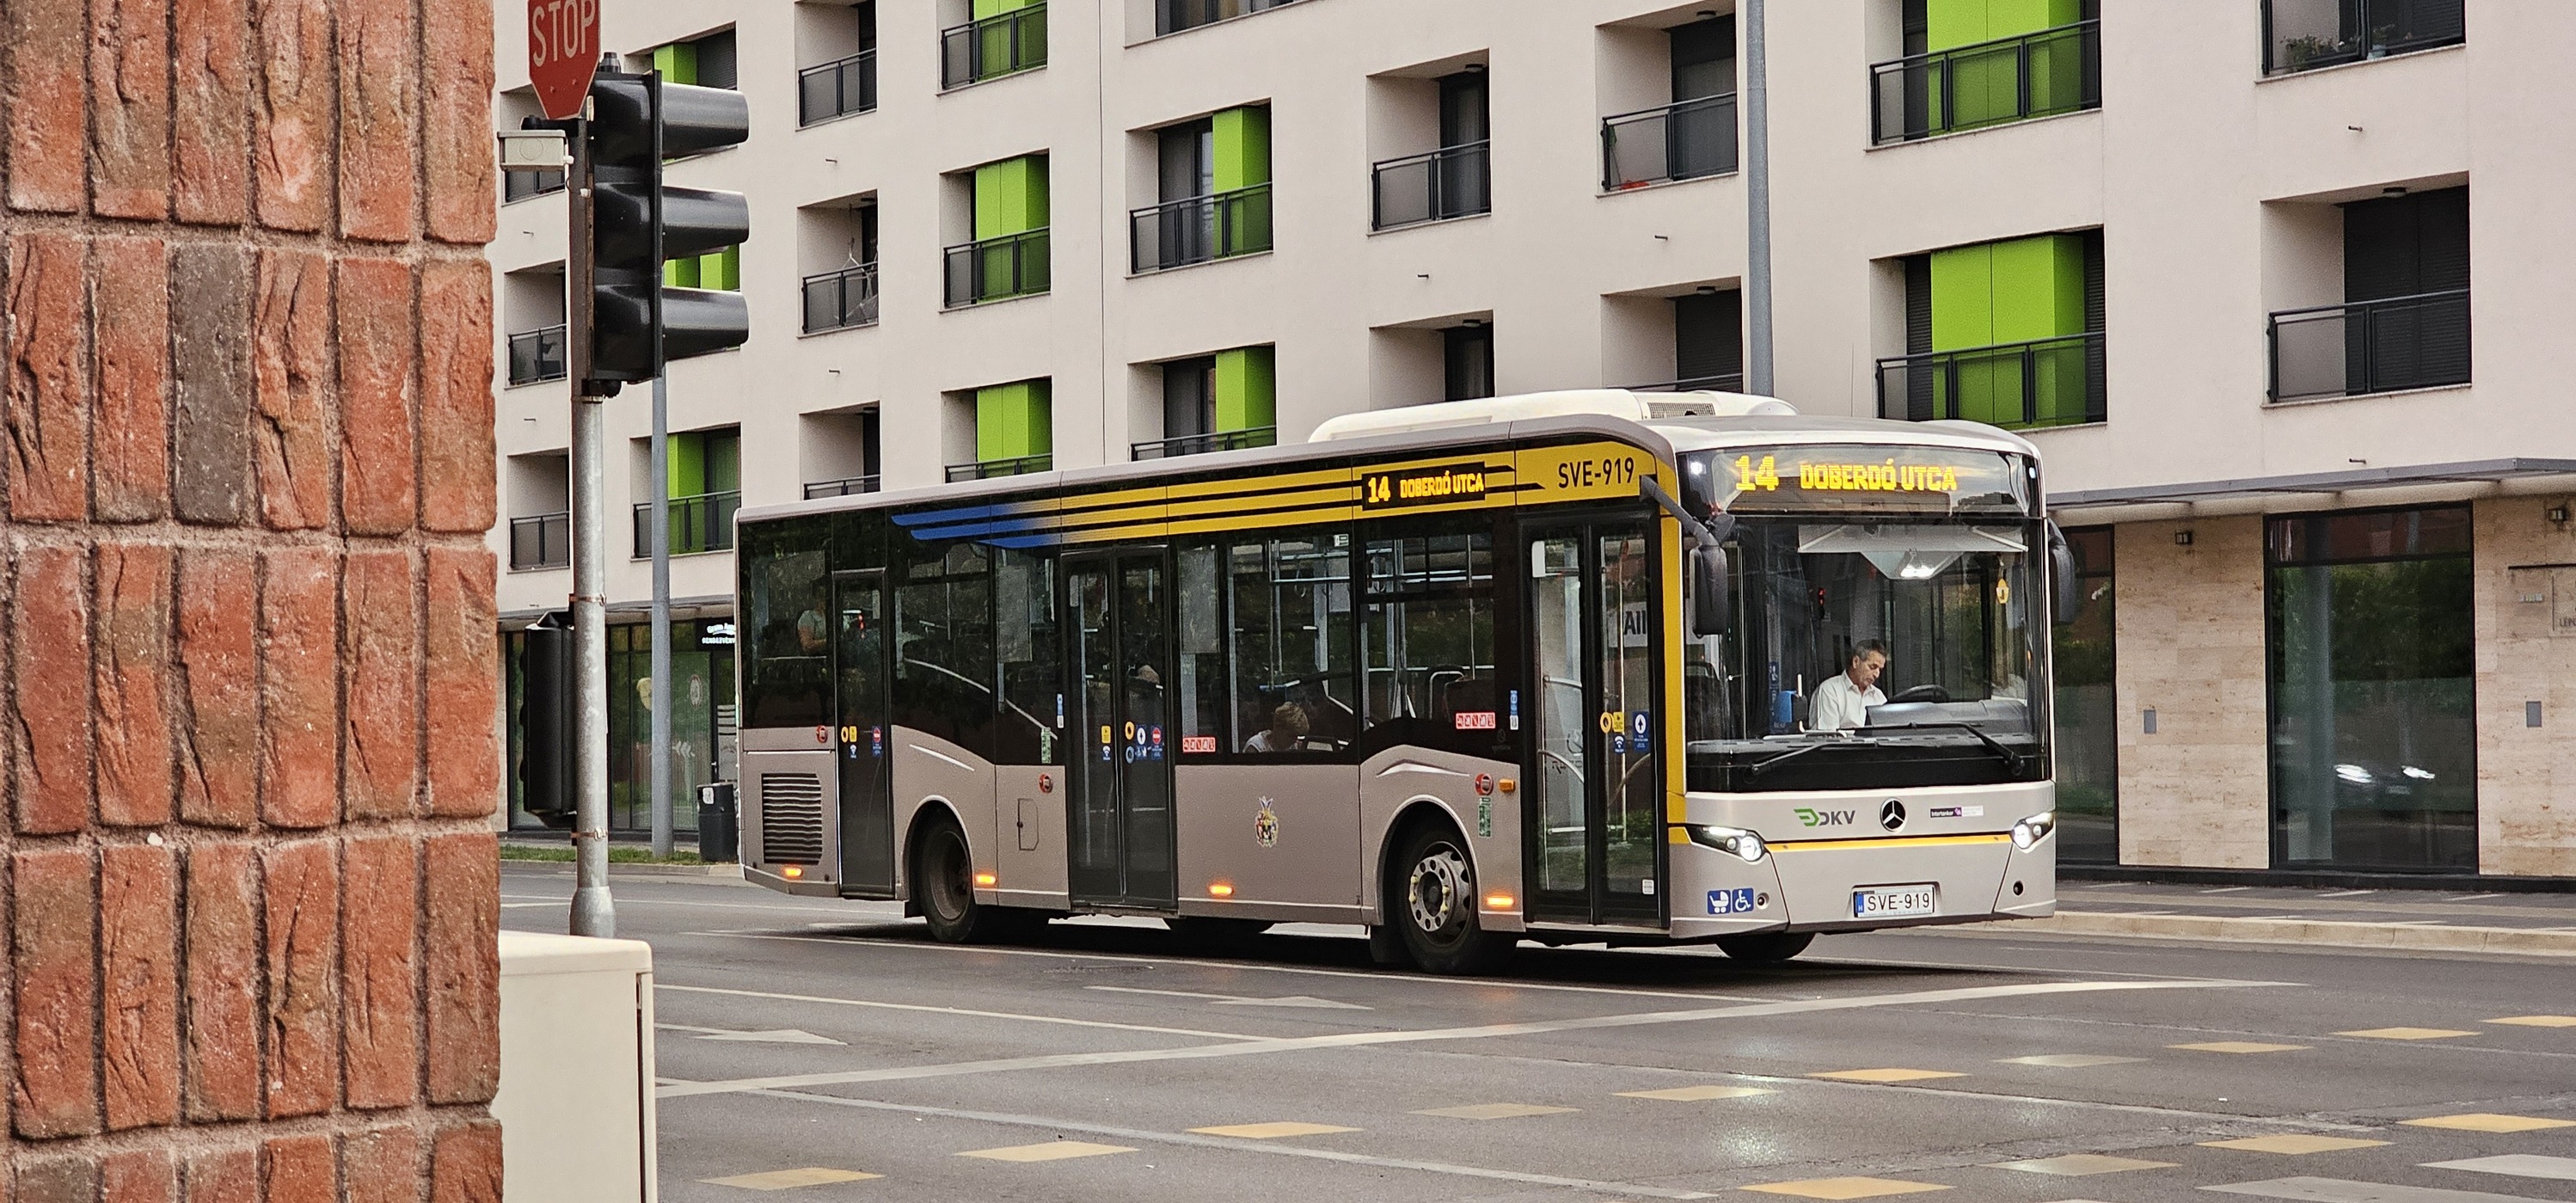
1879, 800, 1907, 832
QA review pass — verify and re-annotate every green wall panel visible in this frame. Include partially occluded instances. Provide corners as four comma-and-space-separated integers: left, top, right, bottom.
1927, 0, 2077, 49
1212, 107, 1271, 191
664, 246, 739, 291
1213, 346, 1275, 433
1930, 234, 2088, 426
972, 0, 1036, 16
653, 41, 697, 84
973, 156, 1050, 239
976, 380, 1052, 463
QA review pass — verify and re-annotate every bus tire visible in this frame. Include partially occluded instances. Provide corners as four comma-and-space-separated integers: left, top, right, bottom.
1717, 931, 1814, 963
915, 818, 1018, 944
1389, 822, 1513, 975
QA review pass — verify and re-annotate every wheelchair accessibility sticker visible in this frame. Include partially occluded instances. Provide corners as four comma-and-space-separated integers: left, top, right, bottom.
1706, 887, 1757, 916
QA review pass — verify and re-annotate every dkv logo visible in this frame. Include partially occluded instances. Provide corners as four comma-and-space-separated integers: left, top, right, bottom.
1794, 807, 1858, 828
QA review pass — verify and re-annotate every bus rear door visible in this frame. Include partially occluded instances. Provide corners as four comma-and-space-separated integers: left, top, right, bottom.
1064, 549, 1179, 910
832, 569, 895, 897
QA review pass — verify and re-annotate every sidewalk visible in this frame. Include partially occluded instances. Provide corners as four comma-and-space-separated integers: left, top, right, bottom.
2007, 879, 2576, 957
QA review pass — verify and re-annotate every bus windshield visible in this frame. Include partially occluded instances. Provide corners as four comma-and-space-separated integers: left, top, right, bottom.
1684, 515, 2049, 792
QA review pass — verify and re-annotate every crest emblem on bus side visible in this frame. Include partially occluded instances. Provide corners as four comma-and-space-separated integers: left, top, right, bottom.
1254, 799, 1279, 848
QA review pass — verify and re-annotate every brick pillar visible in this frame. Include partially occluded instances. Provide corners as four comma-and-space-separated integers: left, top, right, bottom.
2, 0, 501, 1194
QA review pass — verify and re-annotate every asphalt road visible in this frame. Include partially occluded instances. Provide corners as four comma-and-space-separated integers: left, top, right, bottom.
501, 864, 2576, 1203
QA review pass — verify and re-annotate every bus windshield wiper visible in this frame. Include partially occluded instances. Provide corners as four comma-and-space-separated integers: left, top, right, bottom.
1853, 722, 2026, 773
1748, 735, 1844, 777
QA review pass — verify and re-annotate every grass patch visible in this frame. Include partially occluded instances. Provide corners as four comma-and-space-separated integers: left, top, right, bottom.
499, 844, 716, 865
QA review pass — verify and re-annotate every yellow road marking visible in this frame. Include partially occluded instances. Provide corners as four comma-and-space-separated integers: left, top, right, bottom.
2488, 1015, 2576, 1028
698, 1168, 881, 1190
1807, 1068, 1965, 1083
957, 1141, 1135, 1163
2169, 1040, 2308, 1054
1740, 1176, 1951, 1198
1411, 1103, 1579, 1120
1187, 1121, 1359, 1139
2199, 1134, 2389, 1155
1618, 1085, 1776, 1102
2402, 1113, 2576, 1133
1997, 1053, 2148, 1067
2338, 1027, 2478, 1040
1988, 1153, 2177, 1175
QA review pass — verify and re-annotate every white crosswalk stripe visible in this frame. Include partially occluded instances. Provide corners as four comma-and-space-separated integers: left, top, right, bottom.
2203, 1175, 2561, 1202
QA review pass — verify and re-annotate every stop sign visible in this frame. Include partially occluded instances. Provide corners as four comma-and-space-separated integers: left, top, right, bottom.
528, 0, 600, 120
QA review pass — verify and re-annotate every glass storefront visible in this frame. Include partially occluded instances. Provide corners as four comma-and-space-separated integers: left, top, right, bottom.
2052, 527, 2118, 862
2266, 506, 2475, 870
506, 617, 739, 833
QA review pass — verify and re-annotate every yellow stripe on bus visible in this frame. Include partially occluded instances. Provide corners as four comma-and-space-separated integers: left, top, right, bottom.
1766, 834, 2015, 852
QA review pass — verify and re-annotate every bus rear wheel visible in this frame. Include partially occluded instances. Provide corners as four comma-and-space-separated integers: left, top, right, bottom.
1717, 931, 1814, 963
1389, 824, 1513, 975
916, 819, 1030, 944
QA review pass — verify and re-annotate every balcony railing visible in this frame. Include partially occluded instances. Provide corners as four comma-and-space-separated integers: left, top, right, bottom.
632, 490, 740, 558
1874, 331, 2106, 430
1130, 184, 1272, 273
946, 454, 1052, 482
1631, 372, 1746, 394
941, 3, 1046, 89
504, 169, 565, 204
2268, 289, 2469, 402
1602, 94, 1739, 190
2262, 0, 2464, 75
1870, 20, 2100, 144
508, 513, 569, 571
506, 325, 567, 386
1131, 427, 1276, 461
803, 476, 882, 499
943, 229, 1050, 308
802, 263, 880, 333
1371, 141, 1490, 231
798, 50, 877, 126
1156, 0, 1302, 36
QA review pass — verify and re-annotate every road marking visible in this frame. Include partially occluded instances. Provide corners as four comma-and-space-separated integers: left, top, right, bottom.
1740, 1176, 1950, 1198
1084, 985, 1371, 1010
2201, 1135, 2390, 1155
500, 902, 559, 909
1187, 1121, 1358, 1139
2317, 890, 2377, 899
2338, 1028, 2477, 1040
957, 1141, 1133, 1163
2402, 1114, 2576, 1133
1412, 1102, 1577, 1120
504, 893, 887, 918
1809, 1068, 1965, 1083
2423, 1155, 2576, 1182
698, 1168, 880, 1189
657, 1023, 844, 1046
659, 978, 2278, 1099
741, 1088, 1722, 1200
2172, 1041, 2309, 1054
1990, 1153, 2176, 1175
1618, 1085, 1776, 1101
2205, 1176, 2559, 1202
2448, 893, 2505, 902
1999, 1054, 2150, 1067
655, 982, 1267, 1041
2203, 887, 2255, 893
2487, 1015, 2576, 1028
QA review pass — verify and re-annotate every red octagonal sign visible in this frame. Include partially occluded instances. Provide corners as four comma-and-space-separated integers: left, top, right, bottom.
528, 0, 600, 120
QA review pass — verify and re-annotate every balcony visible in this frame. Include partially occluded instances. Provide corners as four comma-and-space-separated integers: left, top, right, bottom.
1869, 21, 2100, 144
1130, 185, 1272, 273
631, 490, 740, 558
1157, 0, 1302, 36
1132, 427, 1276, 461
943, 229, 1050, 308
941, 3, 1046, 89
504, 169, 565, 204
2268, 290, 2469, 402
508, 513, 569, 571
2263, 0, 2464, 75
1601, 94, 1739, 190
1874, 331, 2105, 430
798, 50, 877, 126
506, 325, 567, 386
1371, 142, 1489, 231
804, 476, 881, 499
801, 263, 880, 334
946, 454, 1052, 482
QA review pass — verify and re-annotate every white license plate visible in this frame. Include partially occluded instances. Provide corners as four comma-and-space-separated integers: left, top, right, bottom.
1853, 884, 1937, 918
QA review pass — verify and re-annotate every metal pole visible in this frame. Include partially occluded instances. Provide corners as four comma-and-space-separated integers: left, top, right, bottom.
648, 373, 673, 858
567, 79, 615, 939
1743, 0, 1776, 398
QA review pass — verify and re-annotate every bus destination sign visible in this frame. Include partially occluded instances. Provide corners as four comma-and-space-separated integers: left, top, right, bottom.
1361, 462, 1489, 510
1718, 445, 2027, 513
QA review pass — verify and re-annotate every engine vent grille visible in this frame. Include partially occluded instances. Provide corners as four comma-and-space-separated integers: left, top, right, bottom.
758, 772, 825, 866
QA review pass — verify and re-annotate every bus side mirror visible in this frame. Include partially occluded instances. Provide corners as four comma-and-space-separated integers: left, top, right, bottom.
1690, 545, 1731, 637
2046, 520, 2080, 623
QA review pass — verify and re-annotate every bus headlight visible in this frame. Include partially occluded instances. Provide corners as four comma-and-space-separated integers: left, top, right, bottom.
2011, 812, 2056, 850
1686, 825, 1768, 862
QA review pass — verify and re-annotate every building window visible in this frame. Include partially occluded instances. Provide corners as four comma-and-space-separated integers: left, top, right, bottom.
798, 2, 878, 126
1603, 15, 1739, 189
1132, 107, 1272, 273
1880, 230, 2105, 429
949, 378, 1053, 481
2266, 506, 2475, 871
1371, 66, 1491, 230
947, 156, 1052, 306
2269, 186, 2469, 402
1157, 0, 1303, 36
2263, 0, 2464, 75
1444, 323, 1493, 402
635, 428, 741, 557
1136, 347, 1277, 460
941, 0, 1047, 89
1873, 0, 2099, 144
1672, 290, 1743, 391
2052, 526, 2116, 864
654, 28, 739, 89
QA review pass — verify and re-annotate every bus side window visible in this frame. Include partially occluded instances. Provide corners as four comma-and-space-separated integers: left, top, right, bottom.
1360, 531, 1501, 756
1175, 543, 1226, 755
994, 547, 1059, 764
1230, 533, 1354, 753
739, 535, 829, 729
893, 541, 994, 755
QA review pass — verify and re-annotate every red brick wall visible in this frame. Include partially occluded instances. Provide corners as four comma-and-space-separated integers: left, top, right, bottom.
1, 0, 501, 1194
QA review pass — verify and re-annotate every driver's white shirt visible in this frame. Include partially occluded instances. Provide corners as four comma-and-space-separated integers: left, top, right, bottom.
1810, 673, 1886, 732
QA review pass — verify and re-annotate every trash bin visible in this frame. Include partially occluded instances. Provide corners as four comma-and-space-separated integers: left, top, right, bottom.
696, 782, 738, 863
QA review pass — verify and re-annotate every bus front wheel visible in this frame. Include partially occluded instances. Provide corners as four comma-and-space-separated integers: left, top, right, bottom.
916, 819, 1030, 944
1389, 825, 1513, 975
1717, 931, 1814, 963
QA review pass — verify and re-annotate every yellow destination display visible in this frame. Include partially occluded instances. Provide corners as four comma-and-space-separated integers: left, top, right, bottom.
1361, 462, 1491, 509
1720, 445, 2027, 513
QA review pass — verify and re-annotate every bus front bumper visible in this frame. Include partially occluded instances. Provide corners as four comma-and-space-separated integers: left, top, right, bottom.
1667, 831, 2056, 940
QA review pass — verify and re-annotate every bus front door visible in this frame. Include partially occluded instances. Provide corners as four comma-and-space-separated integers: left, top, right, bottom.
1526, 520, 1665, 927
1064, 551, 1178, 910
833, 570, 895, 898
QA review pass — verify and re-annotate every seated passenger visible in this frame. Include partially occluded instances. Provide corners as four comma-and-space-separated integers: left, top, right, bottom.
1809, 639, 1888, 732
1242, 702, 1310, 753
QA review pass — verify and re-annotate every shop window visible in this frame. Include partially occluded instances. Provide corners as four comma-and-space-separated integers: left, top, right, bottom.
2052, 526, 2117, 862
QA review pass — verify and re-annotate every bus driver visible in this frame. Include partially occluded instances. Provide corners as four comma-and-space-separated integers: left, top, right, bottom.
1810, 639, 1888, 732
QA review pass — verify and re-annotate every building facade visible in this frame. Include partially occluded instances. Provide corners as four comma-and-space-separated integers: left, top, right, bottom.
485, 0, 2576, 878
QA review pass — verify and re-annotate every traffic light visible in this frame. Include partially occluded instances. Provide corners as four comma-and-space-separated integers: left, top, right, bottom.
518, 614, 576, 829
584, 68, 751, 393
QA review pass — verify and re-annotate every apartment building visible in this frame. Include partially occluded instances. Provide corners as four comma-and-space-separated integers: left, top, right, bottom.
485, 0, 2576, 880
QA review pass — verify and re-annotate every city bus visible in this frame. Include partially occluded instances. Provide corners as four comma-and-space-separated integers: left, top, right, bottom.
732, 390, 2070, 973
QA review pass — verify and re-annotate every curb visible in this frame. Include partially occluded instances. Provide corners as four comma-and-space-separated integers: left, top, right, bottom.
2002, 910, 2576, 957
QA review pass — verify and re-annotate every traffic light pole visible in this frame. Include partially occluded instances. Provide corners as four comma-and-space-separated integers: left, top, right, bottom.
566, 85, 615, 940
